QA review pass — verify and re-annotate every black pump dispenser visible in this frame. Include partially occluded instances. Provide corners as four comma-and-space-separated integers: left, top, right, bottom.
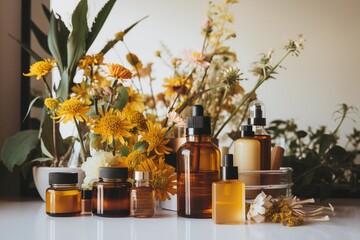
248, 100, 266, 126
186, 105, 211, 136
240, 125, 255, 137
220, 154, 238, 180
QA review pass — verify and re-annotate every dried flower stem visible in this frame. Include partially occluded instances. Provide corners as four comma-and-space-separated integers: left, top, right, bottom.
214, 49, 293, 138
74, 117, 86, 162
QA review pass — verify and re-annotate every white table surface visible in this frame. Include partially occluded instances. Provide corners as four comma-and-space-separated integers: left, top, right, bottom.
0, 198, 359, 240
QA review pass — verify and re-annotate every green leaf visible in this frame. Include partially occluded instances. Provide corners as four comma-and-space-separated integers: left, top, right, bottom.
23, 96, 42, 122
1, 130, 40, 171
120, 145, 130, 157
296, 130, 307, 139
133, 141, 149, 153
48, 12, 69, 74
40, 113, 73, 159
8, 34, 43, 61
100, 16, 148, 54
114, 86, 129, 110
66, 0, 88, 94
86, 0, 116, 50
30, 20, 51, 55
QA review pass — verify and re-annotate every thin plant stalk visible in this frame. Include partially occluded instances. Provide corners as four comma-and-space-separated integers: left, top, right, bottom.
74, 117, 86, 162
214, 49, 293, 138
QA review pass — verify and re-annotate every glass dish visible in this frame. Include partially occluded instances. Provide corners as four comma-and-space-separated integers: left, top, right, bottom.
238, 167, 293, 199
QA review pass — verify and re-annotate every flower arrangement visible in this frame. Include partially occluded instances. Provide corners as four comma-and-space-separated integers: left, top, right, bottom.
1, 0, 304, 201
246, 191, 334, 227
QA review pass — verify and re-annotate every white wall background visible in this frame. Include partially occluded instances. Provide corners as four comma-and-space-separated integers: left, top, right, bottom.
25, 0, 357, 149
51, 0, 360, 147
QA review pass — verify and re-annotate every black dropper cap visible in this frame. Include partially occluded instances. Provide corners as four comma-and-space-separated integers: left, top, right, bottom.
220, 154, 238, 180
248, 100, 266, 126
240, 125, 255, 137
49, 172, 78, 184
99, 167, 128, 179
186, 105, 211, 136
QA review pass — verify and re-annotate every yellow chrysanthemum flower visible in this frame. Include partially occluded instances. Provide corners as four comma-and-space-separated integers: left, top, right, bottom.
139, 157, 177, 201
125, 86, 145, 112
52, 97, 90, 124
91, 108, 135, 145
163, 77, 191, 97
78, 53, 104, 70
71, 81, 92, 105
107, 64, 132, 81
140, 121, 172, 155
120, 150, 148, 172
44, 98, 59, 111
123, 108, 147, 131
23, 59, 57, 80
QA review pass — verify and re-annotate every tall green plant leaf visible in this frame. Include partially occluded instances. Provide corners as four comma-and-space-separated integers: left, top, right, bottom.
23, 96, 42, 122
48, 13, 66, 73
66, 0, 88, 94
40, 111, 72, 159
86, 0, 116, 50
9, 34, 43, 61
1, 130, 39, 171
100, 16, 148, 54
30, 20, 51, 55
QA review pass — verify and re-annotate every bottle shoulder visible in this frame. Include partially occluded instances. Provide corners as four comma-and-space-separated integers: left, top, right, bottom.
213, 180, 245, 186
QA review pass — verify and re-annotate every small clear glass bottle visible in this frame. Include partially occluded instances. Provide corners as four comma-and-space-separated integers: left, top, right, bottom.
92, 167, 131, 217
212, 154, 245, 224
130, 171, 156, 218
46, 172, 81, 217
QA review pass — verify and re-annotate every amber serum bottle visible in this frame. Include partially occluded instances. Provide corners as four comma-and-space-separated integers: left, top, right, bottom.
130, 171, 155, 218
46, 172, 81, 217
248, 100, 271, 170
212, 154, 245, 224
177, 105, 221, 218
92, 167, 131, 217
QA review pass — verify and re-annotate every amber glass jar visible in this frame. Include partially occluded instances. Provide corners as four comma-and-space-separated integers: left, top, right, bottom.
92, 167, 131, 217
46, 172, 81, 217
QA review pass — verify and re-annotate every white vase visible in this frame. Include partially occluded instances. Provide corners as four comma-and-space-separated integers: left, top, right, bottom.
32, 166, 85, 201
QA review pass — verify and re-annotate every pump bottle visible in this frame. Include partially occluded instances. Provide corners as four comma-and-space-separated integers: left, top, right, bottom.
248, 100, 271, 170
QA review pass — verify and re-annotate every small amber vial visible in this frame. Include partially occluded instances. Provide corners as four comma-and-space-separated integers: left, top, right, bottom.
46, 172, 81, 217
130, 171, 155, 218
92, 167, 131, 217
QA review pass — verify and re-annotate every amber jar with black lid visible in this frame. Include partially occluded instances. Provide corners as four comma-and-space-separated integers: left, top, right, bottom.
92, 167, 131, 217
46, 172, 81, 217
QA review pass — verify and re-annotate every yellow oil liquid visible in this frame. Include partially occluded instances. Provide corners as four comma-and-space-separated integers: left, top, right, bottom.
212, 180, 245, 224
46, 188, 81, 216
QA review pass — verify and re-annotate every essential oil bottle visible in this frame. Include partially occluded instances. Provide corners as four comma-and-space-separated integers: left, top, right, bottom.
248, 100, 271, 170
130, 171, 156, 218
92, 167, 131, 217
46, 172, 81, 217
212, 154, 245, 224
177, 105, 221, 218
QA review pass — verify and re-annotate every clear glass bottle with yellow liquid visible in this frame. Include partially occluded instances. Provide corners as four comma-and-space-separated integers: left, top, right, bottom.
212, 154, 245, 224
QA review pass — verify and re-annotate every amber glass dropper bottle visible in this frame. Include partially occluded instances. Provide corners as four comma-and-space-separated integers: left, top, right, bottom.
177, 105, 221, 218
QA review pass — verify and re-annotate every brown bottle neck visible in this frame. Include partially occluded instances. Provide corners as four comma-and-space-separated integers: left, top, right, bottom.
186, 135, 212, 142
